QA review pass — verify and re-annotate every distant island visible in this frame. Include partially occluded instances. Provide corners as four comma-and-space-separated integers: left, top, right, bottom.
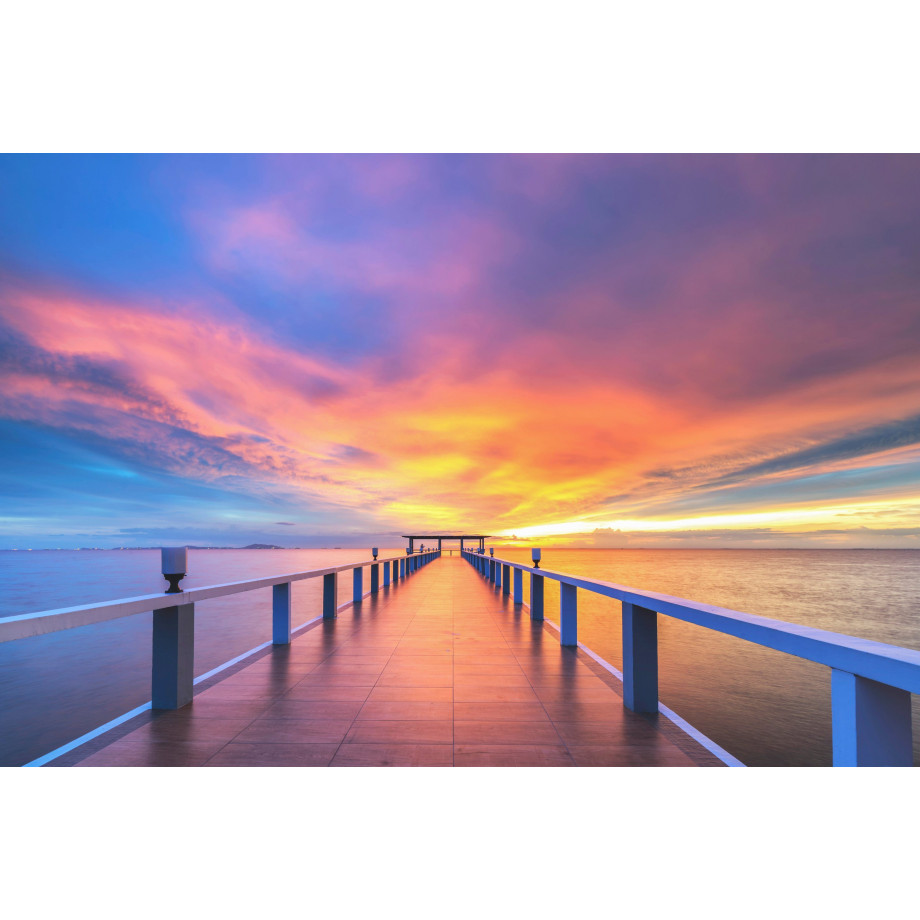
241, 543, 284, 550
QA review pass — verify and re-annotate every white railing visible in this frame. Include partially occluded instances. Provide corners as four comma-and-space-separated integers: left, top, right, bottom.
0, 549, 440, 710
463, 548, 920, 767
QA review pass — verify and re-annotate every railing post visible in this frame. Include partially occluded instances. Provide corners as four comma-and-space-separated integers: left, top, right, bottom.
530, 573, 544, 620
152, 603, 194, 709
489, 559, 496, 583
273, 582, 291, 645
393, 559, 399, 582
831, 669, 913, 766
502, 564, 510, 595
383, 561, 390, 587
371, 563, 379, 593
495, 562, 502, 589
622, 602, 659, 714
560, 583, 577, 646
353, 567, 363, 602
513, 568, 523, 604
400, 558, 405, 578
323, 572, 337, 618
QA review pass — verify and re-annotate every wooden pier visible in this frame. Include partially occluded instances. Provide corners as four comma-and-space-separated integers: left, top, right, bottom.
59, 557, 722, 767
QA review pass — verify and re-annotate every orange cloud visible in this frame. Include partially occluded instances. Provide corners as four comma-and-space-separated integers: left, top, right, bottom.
2, 265, 919, 541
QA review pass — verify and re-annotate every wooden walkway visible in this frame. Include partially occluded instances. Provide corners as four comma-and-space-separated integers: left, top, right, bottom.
67, 557, 723, 767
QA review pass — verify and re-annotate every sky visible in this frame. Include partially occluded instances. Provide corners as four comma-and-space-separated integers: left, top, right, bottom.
0, 154, 918, 549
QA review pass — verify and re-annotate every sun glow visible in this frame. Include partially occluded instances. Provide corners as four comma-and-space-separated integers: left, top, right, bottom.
497, 498, 920, 540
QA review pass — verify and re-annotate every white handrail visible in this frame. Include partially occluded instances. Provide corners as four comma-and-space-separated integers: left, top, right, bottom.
0, 550, 437, 643
464, 548, 919, 766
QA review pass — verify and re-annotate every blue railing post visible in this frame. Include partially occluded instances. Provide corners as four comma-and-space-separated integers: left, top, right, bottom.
622, 602, 658, 714
392, 560, 398, 582
502, 564, 510, 595
495, 562, 502, 589
513, 568, 523, 603
383, 561, 390, 587
400, 558, 405, 578
831, 669, 913, 766
530, 573, 544, 620
353, 567, 363, 602
152, 602, 194, 709
323, 572, 337, 618
560, 583, 577, 646
371, 563, 379, 593
273, 582, 292, 645
489, 559, 495, 583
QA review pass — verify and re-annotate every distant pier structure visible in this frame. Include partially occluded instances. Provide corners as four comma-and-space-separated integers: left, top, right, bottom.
402, 533, 490, 553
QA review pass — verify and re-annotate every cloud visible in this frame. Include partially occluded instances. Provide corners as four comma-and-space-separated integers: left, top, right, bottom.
3, 155, 920, 545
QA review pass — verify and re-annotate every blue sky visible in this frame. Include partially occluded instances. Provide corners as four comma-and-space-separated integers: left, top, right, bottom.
1, 154, 919, 547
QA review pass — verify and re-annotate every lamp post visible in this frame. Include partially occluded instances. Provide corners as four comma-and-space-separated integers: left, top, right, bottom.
531, 547, 541, 568
372, 547, 378, 561
161, 547, 187, 593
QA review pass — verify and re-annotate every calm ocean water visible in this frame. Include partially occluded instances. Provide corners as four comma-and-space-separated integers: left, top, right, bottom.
1, 547, 918, 766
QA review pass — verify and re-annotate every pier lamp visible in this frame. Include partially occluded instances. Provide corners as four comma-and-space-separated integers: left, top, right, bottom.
372, 547, 378, 561
161, 547, 187, 593
531, 547, 541, 568
490, 547, 494, 556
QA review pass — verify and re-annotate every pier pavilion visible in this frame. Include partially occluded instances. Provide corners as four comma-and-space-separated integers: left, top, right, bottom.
402, 534, 489, 553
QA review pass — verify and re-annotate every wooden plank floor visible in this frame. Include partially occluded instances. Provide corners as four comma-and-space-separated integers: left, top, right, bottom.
71, 557, 723, 767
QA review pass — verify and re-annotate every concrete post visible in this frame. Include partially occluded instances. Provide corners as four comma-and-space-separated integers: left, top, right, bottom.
514, 568, 523, 603
323, 572, 337, 618
560, 583, 577, 646
273, 582, 292, 645
353, 567, 363, 603
409, 538, 414, 553
502, 564, 510, 595
371, 563, 379, 593
383, 562, 390, 587
530, 573, 544, 620
495, 562, 502, 589
400, 558, 405, 578
831, 669, 913, 766
489, 559, 495, 583
393, 560, 399, 582
152, 603, 194, 709
622, 602, 658, 714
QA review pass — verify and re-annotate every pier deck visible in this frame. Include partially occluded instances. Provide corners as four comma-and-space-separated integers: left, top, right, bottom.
66, 557, 722, 767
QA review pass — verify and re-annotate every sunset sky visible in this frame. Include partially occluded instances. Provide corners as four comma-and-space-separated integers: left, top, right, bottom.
1, 154, 918, 548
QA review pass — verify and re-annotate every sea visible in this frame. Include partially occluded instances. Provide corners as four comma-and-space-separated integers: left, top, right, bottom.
1, 547, 918, 767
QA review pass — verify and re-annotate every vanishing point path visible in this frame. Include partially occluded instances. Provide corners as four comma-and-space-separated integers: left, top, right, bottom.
63, 557, 722, 767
